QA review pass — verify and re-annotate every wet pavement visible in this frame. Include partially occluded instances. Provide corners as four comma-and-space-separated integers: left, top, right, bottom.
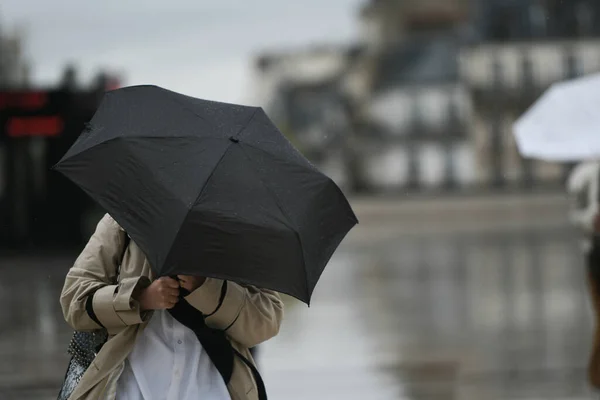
1, 193, 599, 399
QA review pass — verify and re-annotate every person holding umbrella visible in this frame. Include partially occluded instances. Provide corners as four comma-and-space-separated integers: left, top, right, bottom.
55, 86, 358, 400
61, 214, 283, 400
513, 72, 600, 390
567, 160, 600, 389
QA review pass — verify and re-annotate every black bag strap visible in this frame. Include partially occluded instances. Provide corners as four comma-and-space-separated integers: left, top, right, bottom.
233, 349, 267, 400
168, 293, 268, 400
168, 293, 235, 382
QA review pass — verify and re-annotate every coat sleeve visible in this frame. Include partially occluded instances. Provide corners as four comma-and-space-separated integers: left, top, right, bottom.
60, 214, 151, 334
185, 278, 284, 348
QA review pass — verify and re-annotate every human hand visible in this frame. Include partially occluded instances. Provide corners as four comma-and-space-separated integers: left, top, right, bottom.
177, 275, 206, 293
138, 276, 180, 310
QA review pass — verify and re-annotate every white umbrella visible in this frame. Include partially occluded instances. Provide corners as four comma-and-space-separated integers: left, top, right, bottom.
513, 72, 600, 162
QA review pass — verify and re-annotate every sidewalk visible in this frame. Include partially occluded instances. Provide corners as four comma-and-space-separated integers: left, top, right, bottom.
347, 192, 570, 244
260, 251, 405, 399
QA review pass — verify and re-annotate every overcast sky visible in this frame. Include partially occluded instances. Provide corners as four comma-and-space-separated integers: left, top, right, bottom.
2, 0, 362, 103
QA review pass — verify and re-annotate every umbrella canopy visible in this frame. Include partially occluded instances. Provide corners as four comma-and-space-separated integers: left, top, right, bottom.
54, 85, 358, 304
514, 73, 600, 162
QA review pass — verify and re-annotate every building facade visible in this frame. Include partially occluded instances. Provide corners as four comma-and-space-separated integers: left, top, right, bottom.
352, 0, 475, 192
461, 0, 600, 188
250, 46, 366, 190
252, 0, 600, 193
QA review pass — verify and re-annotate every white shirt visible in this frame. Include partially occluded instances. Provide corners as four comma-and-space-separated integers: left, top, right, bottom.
116, 310, 231, 400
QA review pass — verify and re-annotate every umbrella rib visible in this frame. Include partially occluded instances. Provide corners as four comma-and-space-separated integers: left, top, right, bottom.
238, 144, 310, 300
239, 141, 322, 175
164, 90, 219, 131
57, 136, 232, 162
161, 142, 235, 272
233, 108, 260, 139
163, 109, 290, 275
165, 91, 260, 140
159, 109, 272, 274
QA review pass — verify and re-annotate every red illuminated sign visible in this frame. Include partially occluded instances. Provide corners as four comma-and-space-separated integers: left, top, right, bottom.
0, 92, 48, 110
6, 116, 64, 138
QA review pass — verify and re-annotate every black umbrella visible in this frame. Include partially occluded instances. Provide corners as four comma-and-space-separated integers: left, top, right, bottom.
54, 85, 357, 304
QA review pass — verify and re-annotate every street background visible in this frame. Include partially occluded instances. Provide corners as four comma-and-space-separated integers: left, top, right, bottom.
2, 1, 600, 399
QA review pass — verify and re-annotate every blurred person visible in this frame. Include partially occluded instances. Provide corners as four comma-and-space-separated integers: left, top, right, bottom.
567, 160, 600, 389
60, 214, 283, 400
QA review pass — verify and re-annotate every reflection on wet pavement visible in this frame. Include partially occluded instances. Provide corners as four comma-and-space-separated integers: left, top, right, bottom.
261, 227, 595, 399
261, 196, 597, 399
0, 256, 75, 399
1, 196, 599, 399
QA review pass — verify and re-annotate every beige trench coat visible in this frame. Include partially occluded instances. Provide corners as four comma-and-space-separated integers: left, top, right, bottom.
60, 214, 284, 400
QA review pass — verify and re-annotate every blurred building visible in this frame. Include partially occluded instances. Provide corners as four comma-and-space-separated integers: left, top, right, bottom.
253, 0, 600, 193
253, 0, 474, 192
461, 0, 600, 187
359, 0, 470, 48
474, 0, 600, 41
0, 18, 29, 246
251, 46, 366, 190
0, 20, 30, 87
0, 58, 123, 248
354, 0, 474, 191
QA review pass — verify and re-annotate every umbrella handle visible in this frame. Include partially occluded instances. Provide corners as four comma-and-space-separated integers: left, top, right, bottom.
170, 275, 191, 298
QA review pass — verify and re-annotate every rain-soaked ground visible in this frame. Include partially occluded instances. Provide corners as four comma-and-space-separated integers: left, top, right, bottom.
1, 193, 598, 399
